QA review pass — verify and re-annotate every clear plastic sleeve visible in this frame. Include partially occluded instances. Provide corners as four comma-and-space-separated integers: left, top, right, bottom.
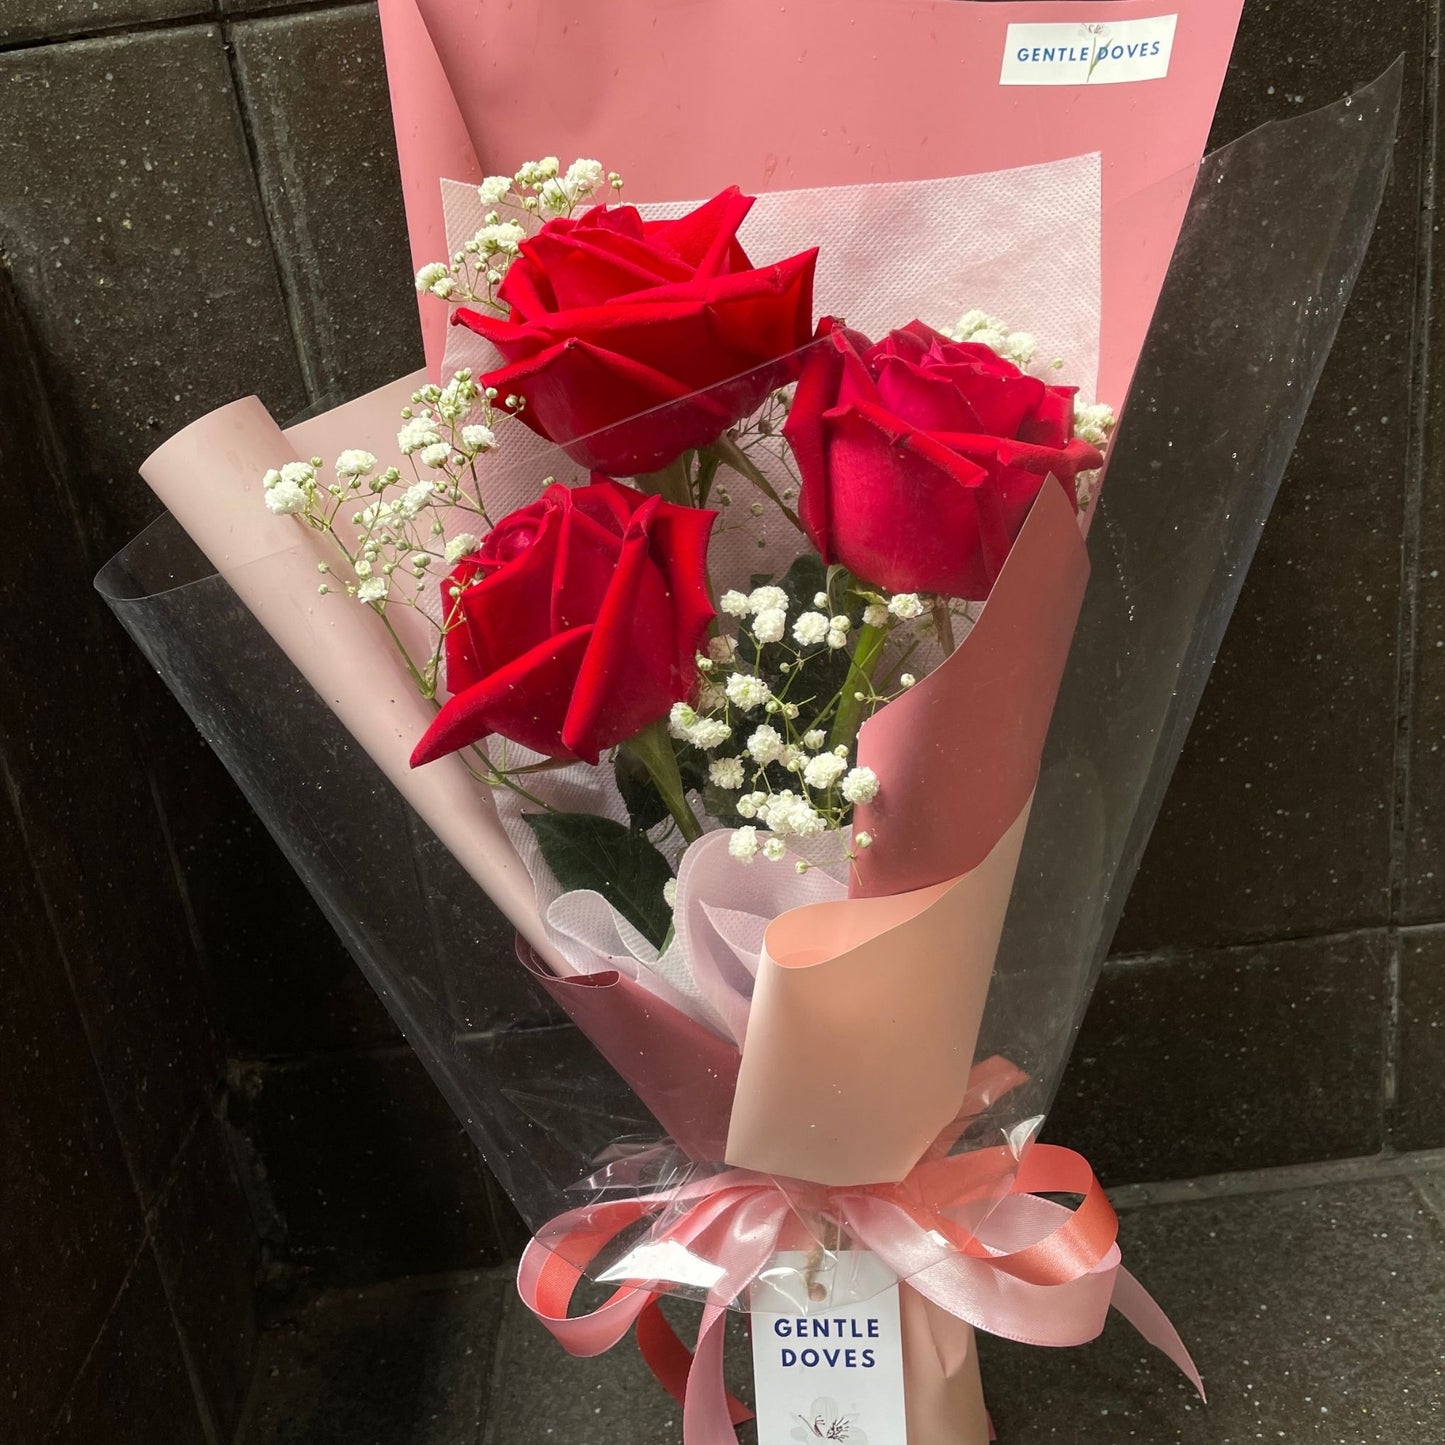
98, 70, 1399, 1314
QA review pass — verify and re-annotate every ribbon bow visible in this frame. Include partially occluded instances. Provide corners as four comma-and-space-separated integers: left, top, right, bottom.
518, 1144, 1202, 1444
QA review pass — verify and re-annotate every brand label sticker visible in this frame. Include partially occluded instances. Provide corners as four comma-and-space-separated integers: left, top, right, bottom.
750, 1251, 905, 1445
1001, 16, 1178, 86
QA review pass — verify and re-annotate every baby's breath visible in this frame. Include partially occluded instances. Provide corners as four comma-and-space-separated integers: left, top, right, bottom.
413, 157, 623, 313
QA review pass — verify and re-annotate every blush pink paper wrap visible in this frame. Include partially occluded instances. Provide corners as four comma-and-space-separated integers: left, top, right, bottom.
386, 0, 1242, 402
724, 482, 1090, 1187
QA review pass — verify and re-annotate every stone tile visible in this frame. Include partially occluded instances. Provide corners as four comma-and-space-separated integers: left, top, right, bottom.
0, 1, 206, 47
1114, 1, 1424, 952
0, 27, 306, 559
1046, 932, 1389, 1184
152, 1106, 260, 1442
1404, 40, 1445, 925
979, 1175, 1445, 1442
1392, 927, 1445, 1152
0, 794, 144, 1442
482, 1291, 753, 1445
233, 1049, 506, 1286
236, 1274, 508, 1445
0, 270, 222, 1206
141, 715, 400, 1060
232, 6, 423, 405
48, 1246, 210, 1445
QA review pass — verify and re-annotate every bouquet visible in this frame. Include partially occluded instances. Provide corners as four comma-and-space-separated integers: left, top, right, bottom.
97, 2, 1399, 1439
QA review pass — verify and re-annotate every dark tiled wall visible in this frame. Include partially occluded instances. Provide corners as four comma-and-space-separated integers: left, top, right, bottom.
0, 269, 255, 1439
1, 12, 1441, 1416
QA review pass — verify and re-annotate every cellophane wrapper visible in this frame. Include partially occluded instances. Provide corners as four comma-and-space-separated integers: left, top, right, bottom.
99, 73, 1397, 1315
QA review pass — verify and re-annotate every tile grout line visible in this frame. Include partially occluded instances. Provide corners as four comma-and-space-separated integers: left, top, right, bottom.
217, 14, 325, 405
0, 1, 368, 57
1384, 0, 1442, 1118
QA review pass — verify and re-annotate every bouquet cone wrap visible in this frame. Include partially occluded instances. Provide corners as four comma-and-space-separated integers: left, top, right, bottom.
99, 4, 1400, 1436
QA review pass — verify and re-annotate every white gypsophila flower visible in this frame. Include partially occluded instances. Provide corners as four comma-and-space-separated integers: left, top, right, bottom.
354, 557, 373, 579
761, 791, 825, 839
720, 590, 751, 618
414, 261, 449, 293
478, 175, 511, 206
335, 449, 376, 479
999, 331, 1036, 367
262, 468, 282, 489
668, 701, 698, 739
662, 878, 679, 909
803, 729, 827, 752
854, 830, 873, 849
746, 725, 785, 766
888, 592, 925, 621
752, 609, 786, 645
279, 460, 317, 488
748, 584, 789, 616
565, 158, 605, 196
357, 576, 389, 604
709, 757, 746, 790
538, 178, 570, 212
444, 532, 480, 564
725, 673, 772, 711
461, 424, 497, 453
954, 308, 1006, 341
263, 479, 309, 515
475, 221, 526, 256
707, 635, 738, 663
826, 617, 851, 650
432, 277, 457, 300
736, 791, 766, 819
398, 415, 442, 455
398, 479, 436, 518
696, 679, 727, 711
418, 442, 452, 469
971, 328, 1007, 353
900, 673, 917, 689
435, 382, 473, 423
729, 827, 760, 863
687, 717, 733, 750
792, 611, 830, 647
840, 766, 880, 805
763, 837, 788, 862
803, 752, 848, 791
862, 603, 889, 629
1074, 400, 1116, 447
812, 592, 829, 608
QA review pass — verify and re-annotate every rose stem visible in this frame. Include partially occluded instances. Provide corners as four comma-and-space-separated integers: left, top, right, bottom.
707, 435, 804, 532
931, 597, 957, 657
634, 455, 695, 508
827, 622, 888, 755
621, 718, 703, 843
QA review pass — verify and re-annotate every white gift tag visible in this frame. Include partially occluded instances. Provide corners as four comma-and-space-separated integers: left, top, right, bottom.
750, 1251, 906, 1445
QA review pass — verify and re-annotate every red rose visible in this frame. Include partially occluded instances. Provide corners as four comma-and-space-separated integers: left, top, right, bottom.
783, 319, 1104, 599
410, 480, 716, 767
455, 188, 817, 476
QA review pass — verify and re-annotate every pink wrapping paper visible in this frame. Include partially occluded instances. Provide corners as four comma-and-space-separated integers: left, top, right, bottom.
386, 0, 1243, 401
725, 481, 1089, 1186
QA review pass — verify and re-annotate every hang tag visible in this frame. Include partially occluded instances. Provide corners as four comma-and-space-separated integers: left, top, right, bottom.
750, 1251, 907, 1445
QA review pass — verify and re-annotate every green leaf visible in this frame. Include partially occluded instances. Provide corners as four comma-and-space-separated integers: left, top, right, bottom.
524, 812, 674, 948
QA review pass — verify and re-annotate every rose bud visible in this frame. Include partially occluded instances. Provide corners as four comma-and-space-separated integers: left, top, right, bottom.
410, 480, 716, 766
783, 319, 1104, 600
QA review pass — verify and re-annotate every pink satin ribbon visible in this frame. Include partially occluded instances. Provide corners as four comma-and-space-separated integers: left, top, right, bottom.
518, 1143, 1203, 1444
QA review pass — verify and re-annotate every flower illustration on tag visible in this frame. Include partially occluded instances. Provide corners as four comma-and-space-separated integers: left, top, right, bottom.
792, 1398, 867, 1442
1082, 22, 1110, 82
